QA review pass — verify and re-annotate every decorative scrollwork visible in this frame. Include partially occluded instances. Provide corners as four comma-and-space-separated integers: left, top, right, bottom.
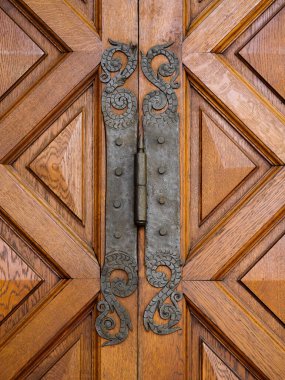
142, 42, 183, 335
95, 40, 138, 346
95, 251, 138, 346
101, 39, 138, 130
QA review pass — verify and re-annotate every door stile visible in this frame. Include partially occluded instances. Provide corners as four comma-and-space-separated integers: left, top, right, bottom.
98, 1, 138, 379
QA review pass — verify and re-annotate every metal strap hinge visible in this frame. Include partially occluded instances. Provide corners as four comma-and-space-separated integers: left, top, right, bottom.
135, 135, 147, 227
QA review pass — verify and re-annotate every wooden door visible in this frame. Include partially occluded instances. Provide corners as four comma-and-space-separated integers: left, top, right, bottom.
0, 1, 284, 379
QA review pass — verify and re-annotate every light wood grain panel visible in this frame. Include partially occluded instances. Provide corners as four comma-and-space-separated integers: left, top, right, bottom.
184, 53, 285, 163
29, 112, 84, 220
183, 281, 285, 380
202, 343, 239, 380
0, 238, 41, 321
183, 0, 273, 53
241, 235, 285, 323
0, 0, 63, 117
189, 312, 258, 379
0, 8, 43, 98
0, 165, 99, 278
0, 279, 99, 380
185, 168, 285, 279
27, 312, 93, 379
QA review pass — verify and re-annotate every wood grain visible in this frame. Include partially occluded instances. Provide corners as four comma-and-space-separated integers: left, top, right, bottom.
185, 167, 285, 279
0, 8, 43, 98
184, 53, 285, 163
202, 342, 239, 380
0, 238, 41, 321
183, 0, 273, 53
239, 5, 285, 101
183, 281, 285, 379
0, 279, 99, 380
29, 112, 84, 220
241, 234, 285, 323
201, 110, 256, 220
0, 165, 99, 278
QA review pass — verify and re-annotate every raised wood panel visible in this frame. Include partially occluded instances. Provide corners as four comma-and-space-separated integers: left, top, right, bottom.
201, 110, 256, 220
0, 0, 63, 118
189, 312, 257, 379
224, 216, 285, 341
189, 87, 270, 250
0, 214, 60, 342
13, 82, 98, 250
0, 280, 99, 379
27, 312, 94, 379
0, 7, 43, 98
0, 237, 41, 321
183, 282, 285, 379
225, 0, 285, 116
202, 343, 239, 380
29, 112, 84, 221
186, 0, 220, 30
241, 235, 285, 324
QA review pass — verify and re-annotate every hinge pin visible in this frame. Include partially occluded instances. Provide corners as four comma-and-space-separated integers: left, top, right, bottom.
135, 134, 147, 226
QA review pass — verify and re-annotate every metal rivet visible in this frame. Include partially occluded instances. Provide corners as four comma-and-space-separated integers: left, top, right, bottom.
159, 227, 167, 236
115, 167, 123, 176
158, 166, 166, 175
115, 137, 123, 146
113, 200, 122, 209
158, 196, 166, 205
114, 231, 122, 239
157, 136, 165, 144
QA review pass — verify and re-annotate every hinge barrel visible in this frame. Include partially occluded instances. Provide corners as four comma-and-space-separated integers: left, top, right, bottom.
135, 135, 147, 226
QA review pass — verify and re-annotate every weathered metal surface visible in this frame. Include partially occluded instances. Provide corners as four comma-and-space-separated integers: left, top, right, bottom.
95, 40, 138, 346
135, 135, 147, 226
142, 42, 183, 335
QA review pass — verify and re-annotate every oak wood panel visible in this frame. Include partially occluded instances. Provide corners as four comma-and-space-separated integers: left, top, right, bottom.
0, 279, 99, 380
0, 8, 43, 98
189, 312, 257, 379
27, 311, 94, 379
224, 0, 285, 118
184, 53, 285, 163
188, 86, 270, 251
183, 0, 273, 53
0, 165, 99, 278
29, 112, 84, 221
241, 235, 285, 323
13, 82, 98, 251
224, 216, 285, 341
0, 0, 101, 162
185, 167, 285, 279
0, 238, 41, 321
183, 281, 285, 379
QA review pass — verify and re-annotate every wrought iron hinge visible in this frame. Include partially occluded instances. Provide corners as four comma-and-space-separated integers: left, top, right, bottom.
135, 135, 147, 226
96, 40, 182, 346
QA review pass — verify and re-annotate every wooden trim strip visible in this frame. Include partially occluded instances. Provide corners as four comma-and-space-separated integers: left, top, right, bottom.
183, 53, 285, 163
183, 281, 285, 380
0, 279, 99, 379
184, 168, 285, 279
0, 166, 100, 278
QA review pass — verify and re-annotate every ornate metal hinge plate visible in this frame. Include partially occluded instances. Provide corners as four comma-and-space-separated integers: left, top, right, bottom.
142, 43, 183, 335
95, 40, 138, 346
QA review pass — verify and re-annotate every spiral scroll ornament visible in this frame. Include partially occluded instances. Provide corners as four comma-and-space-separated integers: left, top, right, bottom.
142, 42, 183, 335
95, 40, 138, 346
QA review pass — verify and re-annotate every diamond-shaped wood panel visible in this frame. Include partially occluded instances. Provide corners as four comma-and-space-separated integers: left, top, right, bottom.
0, 238, 41, 321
